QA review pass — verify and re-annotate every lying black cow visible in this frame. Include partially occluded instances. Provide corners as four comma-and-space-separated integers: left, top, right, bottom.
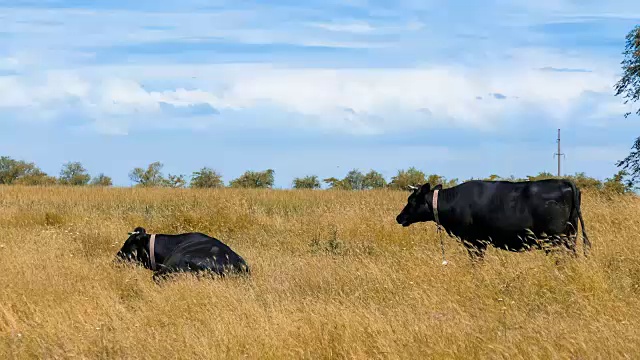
116, 227, 250, 281
396, 179, 591, 259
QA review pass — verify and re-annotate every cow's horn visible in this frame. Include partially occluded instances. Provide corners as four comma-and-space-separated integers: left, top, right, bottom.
407, 185, 419, 190
128, 231, 139, 235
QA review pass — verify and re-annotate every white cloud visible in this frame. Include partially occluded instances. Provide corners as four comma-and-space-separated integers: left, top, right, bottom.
309, 21, 376, 34
0, 56, 20, 70
308, 20, 425, 35
0, 51, 628, 135
210, 56, 625, 130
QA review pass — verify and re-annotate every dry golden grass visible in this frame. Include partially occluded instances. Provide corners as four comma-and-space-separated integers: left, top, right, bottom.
1, 185, 640, 359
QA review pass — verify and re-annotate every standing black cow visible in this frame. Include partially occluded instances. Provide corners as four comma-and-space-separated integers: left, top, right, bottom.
116, 227, 250, 281
395, 179, 590, 259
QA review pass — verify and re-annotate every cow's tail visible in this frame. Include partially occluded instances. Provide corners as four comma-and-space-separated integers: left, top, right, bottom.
568, 180, 591, 257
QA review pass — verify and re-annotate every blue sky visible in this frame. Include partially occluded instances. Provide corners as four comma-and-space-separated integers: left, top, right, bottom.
1, 0, 640, 187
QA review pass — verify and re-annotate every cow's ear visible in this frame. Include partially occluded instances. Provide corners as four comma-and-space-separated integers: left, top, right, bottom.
133, 227, 146, 235
433, 184, 443, 191
419, 183, 431, 193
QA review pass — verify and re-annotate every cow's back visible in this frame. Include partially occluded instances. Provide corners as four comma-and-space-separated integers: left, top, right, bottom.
162, 233, 249, 273
447, 179, 575, 235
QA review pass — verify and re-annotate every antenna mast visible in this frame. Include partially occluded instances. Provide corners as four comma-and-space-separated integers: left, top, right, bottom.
553, 128, 565, 177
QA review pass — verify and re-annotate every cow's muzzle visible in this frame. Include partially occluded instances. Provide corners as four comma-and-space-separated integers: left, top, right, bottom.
396, 215, 410, 227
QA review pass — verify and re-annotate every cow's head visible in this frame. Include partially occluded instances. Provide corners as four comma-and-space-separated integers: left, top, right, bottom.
116, 226, 150, 265
396, 183, 442, 227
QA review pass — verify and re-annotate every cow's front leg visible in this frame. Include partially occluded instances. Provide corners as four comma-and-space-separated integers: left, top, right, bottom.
152, 271, 169, 284
152, 264, 176, 284
462, 238, 487, 262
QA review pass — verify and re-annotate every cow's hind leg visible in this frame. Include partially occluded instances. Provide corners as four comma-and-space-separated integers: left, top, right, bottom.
562, 235, 578, 258
563, 221, 579, 258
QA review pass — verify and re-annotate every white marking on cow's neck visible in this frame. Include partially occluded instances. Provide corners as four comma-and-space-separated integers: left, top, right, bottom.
149, 234, 157, 270
433, 189, 440, 225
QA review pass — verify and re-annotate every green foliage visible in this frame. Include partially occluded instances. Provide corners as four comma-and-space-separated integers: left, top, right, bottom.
562, 171, 635, 193
447, 171, 636, 194
343, 169, 365, 190
475, 171, 635, 194
425, 174, 458, 188
1, 156, 32, 184
566, 172, 604, 191
0, 156, 56, 186
614, 25, 640, 118
293, 175, 321, 189
58, 161, 91, 186
521, 171, 631, 193
190, 167, 224, 188
229, 169, 275, 189
526, 172, 556, 182
0, 154, 637, 194
323, 177, 350, 190
363, 170, 387, 189
616, 138, 640, 186
128, 162, 185, 188
13, 171, 57, 186
90, 174, 113, 187
323, 169, 387, 190
604, 170, 636, 194
387, 168, 457, 190
163, 174, 187, 188
129, 162, 166, 187
388, 167, 426, 190
614, 25, 640, 185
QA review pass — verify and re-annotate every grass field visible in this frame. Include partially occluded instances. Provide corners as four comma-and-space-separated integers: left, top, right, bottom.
1, 186, 639, 359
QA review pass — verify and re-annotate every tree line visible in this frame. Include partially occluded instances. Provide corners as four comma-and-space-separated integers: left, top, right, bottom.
0, 155, 635, 194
